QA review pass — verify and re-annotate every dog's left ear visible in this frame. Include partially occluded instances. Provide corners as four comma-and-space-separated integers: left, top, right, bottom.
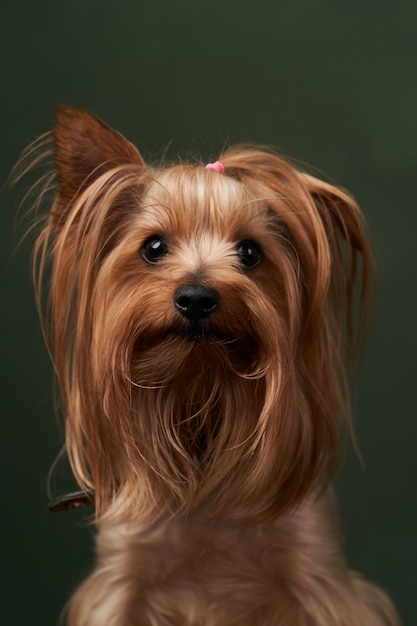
301, 173, 368, 255
53, 107, 144, 206
301, 172, 375, 357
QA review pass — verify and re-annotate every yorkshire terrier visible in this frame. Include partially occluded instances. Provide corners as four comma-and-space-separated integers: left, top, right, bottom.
22, 107, 400, 625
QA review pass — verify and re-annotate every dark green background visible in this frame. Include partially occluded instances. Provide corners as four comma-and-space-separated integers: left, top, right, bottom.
1, 1, 415, 624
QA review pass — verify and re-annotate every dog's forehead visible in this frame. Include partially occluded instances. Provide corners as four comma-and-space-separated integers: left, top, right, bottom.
140, 166, 260, 230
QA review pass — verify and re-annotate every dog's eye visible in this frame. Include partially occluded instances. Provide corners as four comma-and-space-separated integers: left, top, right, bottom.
141, 236, 169, 264
237, 240, 263, 269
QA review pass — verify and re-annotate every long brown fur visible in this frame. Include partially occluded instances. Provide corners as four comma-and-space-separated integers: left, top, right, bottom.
23, 107, 400, 625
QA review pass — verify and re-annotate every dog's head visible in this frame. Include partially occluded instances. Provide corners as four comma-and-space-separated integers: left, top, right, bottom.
29, 108, 374, 524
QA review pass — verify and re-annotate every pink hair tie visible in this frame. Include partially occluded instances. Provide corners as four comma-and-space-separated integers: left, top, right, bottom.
205, 161, 225, 174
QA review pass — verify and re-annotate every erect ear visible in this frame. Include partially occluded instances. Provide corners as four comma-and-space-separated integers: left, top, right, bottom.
53, 107, 144, 206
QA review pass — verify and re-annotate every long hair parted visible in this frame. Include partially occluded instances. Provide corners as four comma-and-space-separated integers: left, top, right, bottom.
24, 108, 375, 526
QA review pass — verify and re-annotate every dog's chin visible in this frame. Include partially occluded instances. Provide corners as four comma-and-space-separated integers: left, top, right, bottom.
132, 321, 263, 383
170, 322, 262, 375
173, 322, 233, 345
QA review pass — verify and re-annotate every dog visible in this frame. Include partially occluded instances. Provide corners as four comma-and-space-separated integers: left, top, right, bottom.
21, 107, 401, 625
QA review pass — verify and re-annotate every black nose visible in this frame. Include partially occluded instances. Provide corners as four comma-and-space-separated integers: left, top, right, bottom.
174, 285, 219, 320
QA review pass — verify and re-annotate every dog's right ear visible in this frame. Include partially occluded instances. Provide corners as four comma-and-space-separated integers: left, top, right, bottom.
54, 107, 144, 206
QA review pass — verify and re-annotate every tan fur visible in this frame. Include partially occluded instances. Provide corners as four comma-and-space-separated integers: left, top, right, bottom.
23, 107, 400, 624
67, 493, 398, 626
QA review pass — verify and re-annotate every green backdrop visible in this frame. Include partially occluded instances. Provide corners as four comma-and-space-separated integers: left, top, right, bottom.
1, 1, 415, 624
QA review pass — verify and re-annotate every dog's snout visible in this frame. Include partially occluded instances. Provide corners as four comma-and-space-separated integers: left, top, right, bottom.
174, 285, 219, 320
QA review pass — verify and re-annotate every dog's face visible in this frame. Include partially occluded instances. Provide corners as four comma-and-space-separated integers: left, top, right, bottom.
31, 108, 374, 524
98, 167, 287, 381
